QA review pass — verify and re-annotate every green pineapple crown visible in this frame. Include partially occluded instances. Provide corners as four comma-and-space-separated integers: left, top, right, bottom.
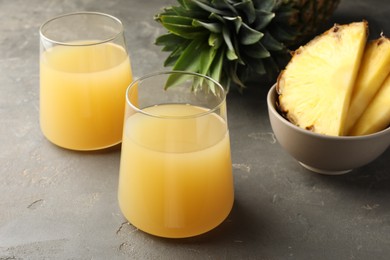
154, 0, 340, 91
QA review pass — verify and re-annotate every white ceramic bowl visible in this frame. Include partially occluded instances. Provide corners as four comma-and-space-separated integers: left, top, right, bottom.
267, 84, 390, 175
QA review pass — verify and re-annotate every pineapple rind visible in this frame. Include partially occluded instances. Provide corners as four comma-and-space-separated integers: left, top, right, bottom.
349, 74, 390, 136
345, 37, 390, 134
277, 21, 368, 136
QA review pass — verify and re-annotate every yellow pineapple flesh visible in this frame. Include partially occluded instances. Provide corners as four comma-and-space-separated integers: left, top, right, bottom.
345, 36, 390, 134
277, 21, 368, 136
349, 74, 390, 136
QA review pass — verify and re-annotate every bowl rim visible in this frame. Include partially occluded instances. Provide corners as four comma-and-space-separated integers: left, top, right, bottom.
267, 84, 390, 141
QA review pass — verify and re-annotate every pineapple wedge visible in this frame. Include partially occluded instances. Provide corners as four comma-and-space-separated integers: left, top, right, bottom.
277, 21, 368, 136
349, 74, 390, 136
345, 36, 390, 134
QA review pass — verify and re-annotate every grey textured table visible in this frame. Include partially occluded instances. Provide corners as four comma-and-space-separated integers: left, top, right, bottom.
1, 0, 389, 259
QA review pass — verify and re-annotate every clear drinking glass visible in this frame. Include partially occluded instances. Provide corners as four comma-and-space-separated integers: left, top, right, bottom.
118, 71, 234, 238
39, 12, 133, 150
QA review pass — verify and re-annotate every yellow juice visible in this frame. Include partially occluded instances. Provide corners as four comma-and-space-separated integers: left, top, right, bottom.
118, 104, 234, 238
40, 42, 132, 150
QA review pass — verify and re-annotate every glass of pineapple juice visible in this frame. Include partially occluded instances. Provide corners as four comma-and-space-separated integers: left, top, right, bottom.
39, 12, 133, 150
118, 71, 234, 238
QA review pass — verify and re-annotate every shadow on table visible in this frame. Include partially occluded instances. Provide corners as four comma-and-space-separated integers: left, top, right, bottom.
145, 197, 281, 253
308, 148, 390, 189
300, 147, 390, 212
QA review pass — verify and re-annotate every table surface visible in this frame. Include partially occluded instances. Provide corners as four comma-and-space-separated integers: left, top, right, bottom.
1, 0, 389, 259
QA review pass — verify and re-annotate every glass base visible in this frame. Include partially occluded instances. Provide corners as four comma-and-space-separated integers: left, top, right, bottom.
44, 135, 122, 152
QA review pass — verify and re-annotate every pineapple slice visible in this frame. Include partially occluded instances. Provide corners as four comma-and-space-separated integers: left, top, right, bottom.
349, 74, 390, 136
277, 21, 368, 136
345, 36, 390, 134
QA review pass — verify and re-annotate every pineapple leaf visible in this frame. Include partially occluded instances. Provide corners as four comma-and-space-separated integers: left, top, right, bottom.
263, 57, 281, 80
233, 0, 256, 24
171, 5, 206, 18
195, 45, 219, 93
246, 56, 266, 75
164, 73, 191, 90
270, 23, 298, 44
253, 10, 275, 30
261, 31, 286, 51
254, 0, 277, 12
242, 42, 270, 58
164, 39, 205, 89
223, 16, 242, 33
155, 33, 186, 51
158, 7, 176, 16
209, 12, 225, 23
164, 53, 178, 67
193, 0, 231, 16
178, 0, 200, 10
163, 43, 189, 66
192, 20, 222, 33
160, 22, 208, 39
212, 0, 239, 15
172, 38, 204, 71
164, 52, 179, 67
210, 48, 225, 84
209, 33, 223, 48
222, 26, 238, 60
228, 62, 246, 90
239, 22, 264, 45
200, 45, 218, 76
159, 15, 193, 25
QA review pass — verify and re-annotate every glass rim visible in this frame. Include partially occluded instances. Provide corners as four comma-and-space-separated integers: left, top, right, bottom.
39, 11, 124, 47
126, 71, 227, 119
